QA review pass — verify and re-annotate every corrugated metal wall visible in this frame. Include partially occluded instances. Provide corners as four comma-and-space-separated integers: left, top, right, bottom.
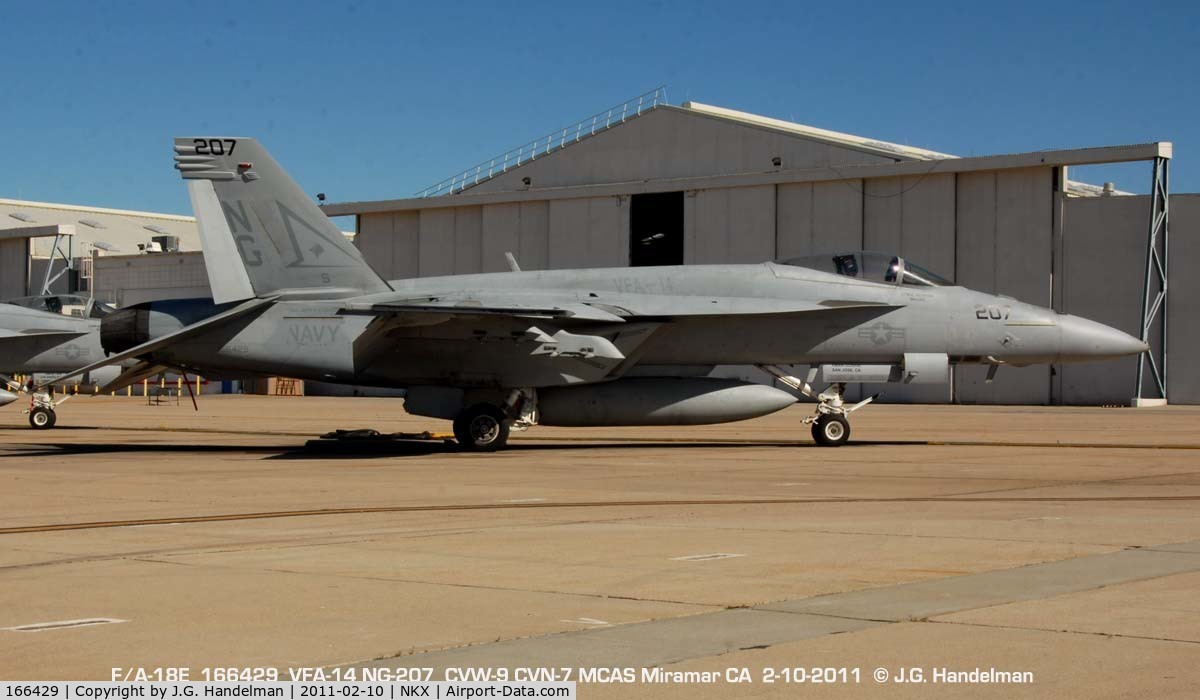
1059, 193, 1197, 404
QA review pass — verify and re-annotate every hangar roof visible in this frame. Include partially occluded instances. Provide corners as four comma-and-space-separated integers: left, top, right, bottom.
680, 102, 1131, 197
680, 101, 958, 162
394, 97, 1135, 206
0, 198, 199, 258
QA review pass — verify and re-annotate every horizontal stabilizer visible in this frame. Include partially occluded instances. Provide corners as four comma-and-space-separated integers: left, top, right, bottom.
98, 361, 170, 394
39, 297, 275, 388
0, 328, 88, 339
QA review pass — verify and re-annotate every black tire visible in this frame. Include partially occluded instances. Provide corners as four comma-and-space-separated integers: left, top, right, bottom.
29, 407, 56, 430
453, 403, 510, 452
811, 414, 850, 447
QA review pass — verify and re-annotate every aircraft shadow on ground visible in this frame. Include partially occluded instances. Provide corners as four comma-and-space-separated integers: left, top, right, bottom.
0, 439, 885, 461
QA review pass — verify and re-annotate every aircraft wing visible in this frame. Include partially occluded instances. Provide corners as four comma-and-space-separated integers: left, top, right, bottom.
342, 293, 898, 324
615, 297, 902, 317
340, 299, 627, 324
38, 296, 275, 388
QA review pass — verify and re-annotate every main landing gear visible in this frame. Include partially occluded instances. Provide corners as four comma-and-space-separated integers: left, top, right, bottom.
452, 389, 537, 452
452, 404, 510, 452
758, 366, 876, 447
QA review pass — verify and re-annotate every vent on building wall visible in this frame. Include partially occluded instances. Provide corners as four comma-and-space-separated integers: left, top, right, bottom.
8, 212, 36, 222
143, 224, 168, 234
79, 218, 107, 229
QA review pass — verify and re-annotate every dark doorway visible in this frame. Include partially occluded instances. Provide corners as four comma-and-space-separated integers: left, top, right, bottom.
630, 192, 684, 266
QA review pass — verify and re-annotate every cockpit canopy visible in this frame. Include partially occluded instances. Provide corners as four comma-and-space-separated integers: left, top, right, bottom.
777, 251, 953, 287
3, 294, 115, 318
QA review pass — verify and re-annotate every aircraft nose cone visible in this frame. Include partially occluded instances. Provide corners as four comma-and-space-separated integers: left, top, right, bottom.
1058, 315, 1149, 361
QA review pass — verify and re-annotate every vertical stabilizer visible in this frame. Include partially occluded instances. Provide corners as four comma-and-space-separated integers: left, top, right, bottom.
174, 137, 389, 302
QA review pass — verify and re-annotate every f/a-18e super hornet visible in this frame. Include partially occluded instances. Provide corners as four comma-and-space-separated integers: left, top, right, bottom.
0, 295, 122, 427
51, 137, 1148, 447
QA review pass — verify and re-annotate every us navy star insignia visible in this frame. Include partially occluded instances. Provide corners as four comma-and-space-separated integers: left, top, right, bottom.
858, 321, 905, 346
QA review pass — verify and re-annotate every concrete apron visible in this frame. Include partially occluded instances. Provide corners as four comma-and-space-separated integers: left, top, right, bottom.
340, 540, 1200, 672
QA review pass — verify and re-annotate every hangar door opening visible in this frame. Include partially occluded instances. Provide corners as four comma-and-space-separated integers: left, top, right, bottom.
630, 192, 684, 266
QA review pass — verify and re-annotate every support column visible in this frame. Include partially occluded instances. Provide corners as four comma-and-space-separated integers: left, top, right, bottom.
1133, 156, 1170, 406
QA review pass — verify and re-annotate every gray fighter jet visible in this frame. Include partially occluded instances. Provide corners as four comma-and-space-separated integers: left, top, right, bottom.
0, 295, 118, 427
52, 137, 1148, 447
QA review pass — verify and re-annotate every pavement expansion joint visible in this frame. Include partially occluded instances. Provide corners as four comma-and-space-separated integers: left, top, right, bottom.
927, 618, 1200, 646
339, 540, 1200, 672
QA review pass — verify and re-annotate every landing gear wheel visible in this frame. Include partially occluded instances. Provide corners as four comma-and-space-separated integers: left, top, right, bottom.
453, 404, 510, 452
29, 407, 56, 430
812, 414, 849, 447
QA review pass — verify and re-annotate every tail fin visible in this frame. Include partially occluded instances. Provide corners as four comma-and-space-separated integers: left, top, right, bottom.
174, 137, 390, 303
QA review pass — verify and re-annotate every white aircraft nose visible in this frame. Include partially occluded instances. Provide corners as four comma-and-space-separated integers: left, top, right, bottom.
1058, 314, 1149, 361
0, 388, 18, 407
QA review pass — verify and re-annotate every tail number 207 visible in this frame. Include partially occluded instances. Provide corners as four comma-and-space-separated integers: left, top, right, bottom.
194, 139, 237, 156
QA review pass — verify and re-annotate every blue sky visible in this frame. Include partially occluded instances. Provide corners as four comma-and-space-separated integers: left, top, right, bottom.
1, 0, 1195, 218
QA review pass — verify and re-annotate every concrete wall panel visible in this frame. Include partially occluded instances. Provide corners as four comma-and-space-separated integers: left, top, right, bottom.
689, 186, 774, 264
954, 172, 997, 292
587, 196, 627, 267
1057, 195, 1145, 404
900, 173, 956, 280
863, 177, 903, 253
957, 167, 1054, 404
1057, 193, 1198, 405
689, 189, 730, 264
548, 199, 589, 268
453, 206, 483, 274
732, 186, 776, 263
481, 203, 520, 273
812, 181, 864, 254
391, 211, 420, 280
996, 168, 1054, 305
1166, 194, 1200, 404
548, 197, 625, 269
0, 239, 28, 298
518, 201, 550, 270
418, 209, 455, 277
775, 183, 813, 259
777, 181, 863, 259
356, 213, 396, 281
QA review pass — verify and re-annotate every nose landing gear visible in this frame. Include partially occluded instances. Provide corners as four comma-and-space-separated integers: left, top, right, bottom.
4, 375, 68, 430
812, 412, 850, 447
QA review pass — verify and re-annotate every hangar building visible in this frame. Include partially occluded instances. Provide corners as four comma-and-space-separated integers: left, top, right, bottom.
323, 90, 1193, 406
0, 198, 203, 304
